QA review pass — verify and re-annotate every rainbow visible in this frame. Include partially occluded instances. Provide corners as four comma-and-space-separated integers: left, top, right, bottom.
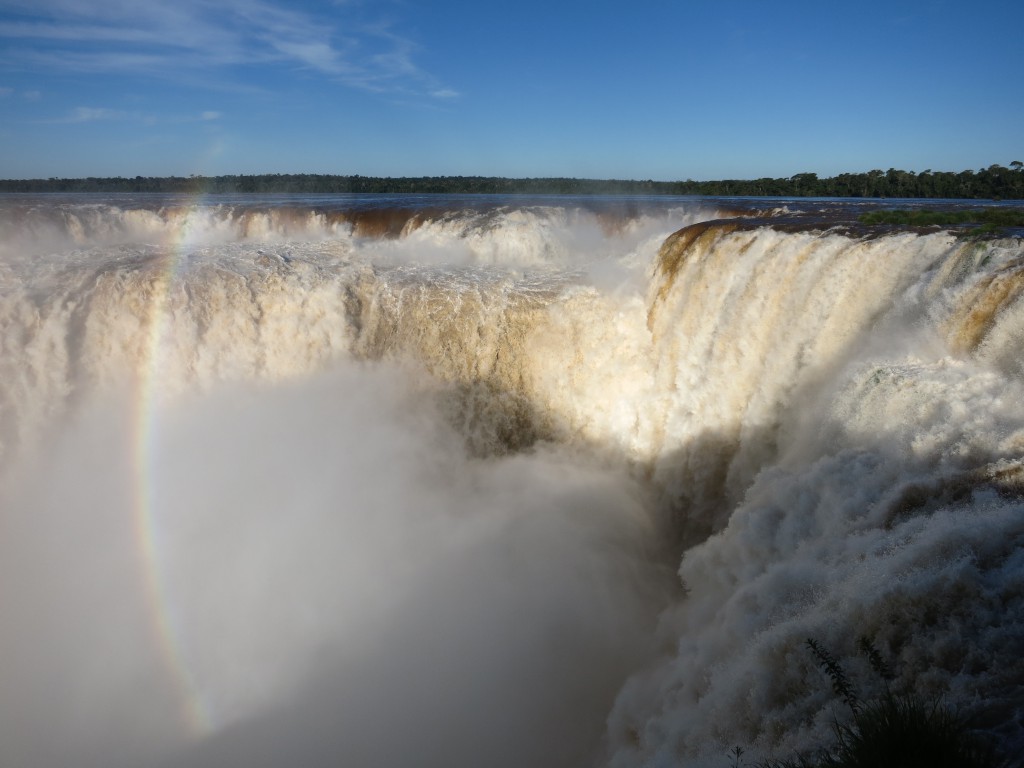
130, 196, 214, 739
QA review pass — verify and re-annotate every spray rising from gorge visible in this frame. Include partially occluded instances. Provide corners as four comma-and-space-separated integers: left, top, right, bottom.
0, 194, 1021, 767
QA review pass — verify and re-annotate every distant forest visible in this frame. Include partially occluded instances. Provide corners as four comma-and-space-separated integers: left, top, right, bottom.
2, 162, 1022, 199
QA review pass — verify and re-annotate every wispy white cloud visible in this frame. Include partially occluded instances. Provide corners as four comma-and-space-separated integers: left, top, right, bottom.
0, 85, 43, 101
0, 0, 459, 100
62, 106, 128, 123
46, 106, 229, 125
0, 21, 173, 44
19, 49, 189, 74
270, 39, 351, 75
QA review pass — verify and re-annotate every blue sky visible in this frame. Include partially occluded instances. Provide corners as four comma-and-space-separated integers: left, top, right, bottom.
0, 0, 1021, 180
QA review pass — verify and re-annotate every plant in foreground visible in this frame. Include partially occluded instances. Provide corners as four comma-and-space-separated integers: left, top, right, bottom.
747, 638, 1008, 768
815, 691, 1006, 768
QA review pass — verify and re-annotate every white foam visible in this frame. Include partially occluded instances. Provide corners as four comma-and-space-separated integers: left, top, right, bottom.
1, 197, 1022, 766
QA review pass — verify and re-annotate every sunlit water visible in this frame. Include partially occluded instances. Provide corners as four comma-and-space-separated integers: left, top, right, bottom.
0, 194, 1021, 767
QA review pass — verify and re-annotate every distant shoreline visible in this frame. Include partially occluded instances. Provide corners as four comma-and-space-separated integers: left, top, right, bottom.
1, 164, 1022, 199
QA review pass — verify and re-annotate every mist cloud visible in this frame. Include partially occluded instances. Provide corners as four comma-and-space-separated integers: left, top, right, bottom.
0, 362, 672, 768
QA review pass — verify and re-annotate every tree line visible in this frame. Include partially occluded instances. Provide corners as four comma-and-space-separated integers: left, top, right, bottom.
2, 162, 1022, 199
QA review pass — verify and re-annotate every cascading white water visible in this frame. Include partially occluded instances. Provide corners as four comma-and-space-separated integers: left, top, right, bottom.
606, 226, 1024, 766
0, 195, 1021, 767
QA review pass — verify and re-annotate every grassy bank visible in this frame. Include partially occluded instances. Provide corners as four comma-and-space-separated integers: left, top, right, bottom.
858, 208, 1024, 234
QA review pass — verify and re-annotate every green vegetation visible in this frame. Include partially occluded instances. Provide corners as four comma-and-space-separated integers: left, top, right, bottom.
757, 693, 1008, 768
1, 162, 1023, 199
857, 208, 1024, 237
859, 208, 1024, 227
745, 638, 1007, 768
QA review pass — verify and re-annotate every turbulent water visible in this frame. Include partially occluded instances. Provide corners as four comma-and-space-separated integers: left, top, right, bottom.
0, 193, 1022, 768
